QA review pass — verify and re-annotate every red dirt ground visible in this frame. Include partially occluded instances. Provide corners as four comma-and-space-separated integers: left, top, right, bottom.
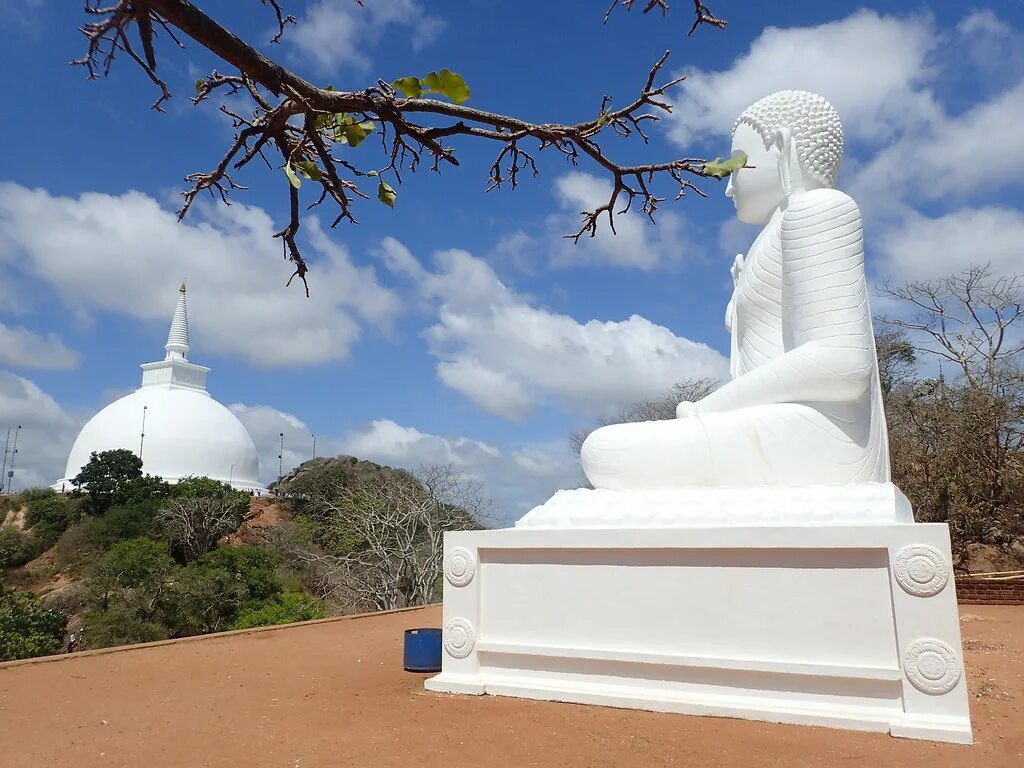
2, 605, 1022, 768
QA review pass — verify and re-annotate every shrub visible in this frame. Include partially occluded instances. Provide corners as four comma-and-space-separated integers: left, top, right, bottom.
0, 526, 24, 569
83, 604, 168, 649
0, 525, 53, 569
82, 501, 161, 550
0, 579, 68, 660
53, 524, 98, 571
93, 538, 176, 591
164, 546, 283, 636
195, 546, 282, 602
26, 496, 73, 534
230, 592, 326, 630
174, 476, 247, 503
19, 488, 57, 503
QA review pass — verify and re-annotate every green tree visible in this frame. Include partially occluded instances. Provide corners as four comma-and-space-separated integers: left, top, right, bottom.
230, 592, 326, 630
173, 476, 246, 502
83, 538, 177, 648
73, 449, 144, 515
87, 538, 176, 614
164, 546, 283, 635
0, 577, 68, 660
81, 500, 163, 550
195, 546, 281, 601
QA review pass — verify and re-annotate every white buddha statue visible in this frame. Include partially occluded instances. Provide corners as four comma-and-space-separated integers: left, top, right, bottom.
580, 91, 890, 490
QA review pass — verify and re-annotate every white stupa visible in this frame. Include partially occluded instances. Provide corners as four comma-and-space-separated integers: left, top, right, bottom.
54, 284, 264, 492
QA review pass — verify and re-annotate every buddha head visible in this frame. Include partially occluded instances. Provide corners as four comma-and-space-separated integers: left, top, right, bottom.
725, 90, 844, 225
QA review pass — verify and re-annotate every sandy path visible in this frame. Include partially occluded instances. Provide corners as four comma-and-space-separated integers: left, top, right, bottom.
2, 605, 1022, 767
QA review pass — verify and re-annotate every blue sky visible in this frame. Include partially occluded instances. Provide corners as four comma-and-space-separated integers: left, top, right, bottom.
1, 0, 1022, 523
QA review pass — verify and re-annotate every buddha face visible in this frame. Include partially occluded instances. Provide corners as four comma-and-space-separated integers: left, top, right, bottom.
725, 122, 784, 226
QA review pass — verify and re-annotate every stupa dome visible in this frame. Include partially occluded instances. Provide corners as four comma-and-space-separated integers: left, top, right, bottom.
54, 285, 264, 492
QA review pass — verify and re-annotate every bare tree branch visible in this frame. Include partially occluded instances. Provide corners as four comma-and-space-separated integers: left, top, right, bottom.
297, 465, 487, 612
158, 495, 247, 561
74, 0, 724, 291
878, 265, 1024, 388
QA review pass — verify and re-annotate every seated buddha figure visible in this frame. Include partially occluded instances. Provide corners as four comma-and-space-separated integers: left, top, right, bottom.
581, 90, 890, 490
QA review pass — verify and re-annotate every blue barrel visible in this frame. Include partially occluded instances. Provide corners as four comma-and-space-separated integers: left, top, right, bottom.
403, 627, 442, 672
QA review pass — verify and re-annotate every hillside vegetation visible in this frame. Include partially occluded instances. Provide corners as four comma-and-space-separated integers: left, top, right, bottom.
0, 452, 485, 661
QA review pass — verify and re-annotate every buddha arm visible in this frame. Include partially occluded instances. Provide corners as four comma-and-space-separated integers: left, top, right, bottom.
697, 189, 873, 415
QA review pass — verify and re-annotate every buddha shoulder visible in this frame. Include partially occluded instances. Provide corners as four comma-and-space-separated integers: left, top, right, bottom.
782, 188, 860, 223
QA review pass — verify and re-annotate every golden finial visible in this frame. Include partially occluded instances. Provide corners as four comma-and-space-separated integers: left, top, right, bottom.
179, 281, 187, 294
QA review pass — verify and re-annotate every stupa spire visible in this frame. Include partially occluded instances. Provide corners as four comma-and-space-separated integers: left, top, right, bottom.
164, 282, 190, 361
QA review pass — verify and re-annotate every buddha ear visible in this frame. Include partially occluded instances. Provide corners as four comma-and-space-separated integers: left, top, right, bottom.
774, 127, 802, 197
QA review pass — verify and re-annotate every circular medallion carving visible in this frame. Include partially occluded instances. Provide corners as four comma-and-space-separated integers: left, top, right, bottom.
894, 545, 949, 597
904, 638, 961, 695
444, 546, 477, 587
443, 617, 476, 659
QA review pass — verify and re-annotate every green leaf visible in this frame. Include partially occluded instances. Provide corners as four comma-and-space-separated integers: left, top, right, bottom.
703, 152, 748, 179
366, 170, 379, 177
421, 69, 470, 104
195, 78, 207, 94
325, 84, 336, 92
341, 119, 375, 147
283, 162, 302, 189
596, 113, 609, 127
377, 180, 397, 207
392, 76, 423, 99
295, 160, 322, 182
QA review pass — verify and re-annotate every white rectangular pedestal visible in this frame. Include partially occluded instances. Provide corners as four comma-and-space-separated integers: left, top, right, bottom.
426, 525, 972, 744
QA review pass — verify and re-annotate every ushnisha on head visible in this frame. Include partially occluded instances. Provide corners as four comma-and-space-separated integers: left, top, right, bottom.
725, 90, 845, 225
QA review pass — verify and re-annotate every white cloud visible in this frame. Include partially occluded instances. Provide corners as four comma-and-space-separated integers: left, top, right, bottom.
229, 403, 323, 485
662, 8, 1024, 290
956, 10, 1024, 85
0, 323, 80, 370
289, 0, 444, 73
850, 81, 1024, 210
877, 207, 1024, 284
548, 173, 692, 270
379, 237, 728, 419
667, 10, 941, 149
0, 183, 402, 368
0, 383, 579, 520
0, 371, 83, 491
229, 405, 579, 525
342, 419, 578, 525
664, 9, 1024, 218
492, 229, 538, 273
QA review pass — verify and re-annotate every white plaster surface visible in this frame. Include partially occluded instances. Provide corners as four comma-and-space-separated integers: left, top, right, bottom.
427, 524, 972, 744
517, 483, 914, 528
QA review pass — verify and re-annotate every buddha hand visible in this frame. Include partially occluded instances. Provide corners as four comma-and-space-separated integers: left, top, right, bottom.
676, 401, 702, 419
730, 253, 745, 284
